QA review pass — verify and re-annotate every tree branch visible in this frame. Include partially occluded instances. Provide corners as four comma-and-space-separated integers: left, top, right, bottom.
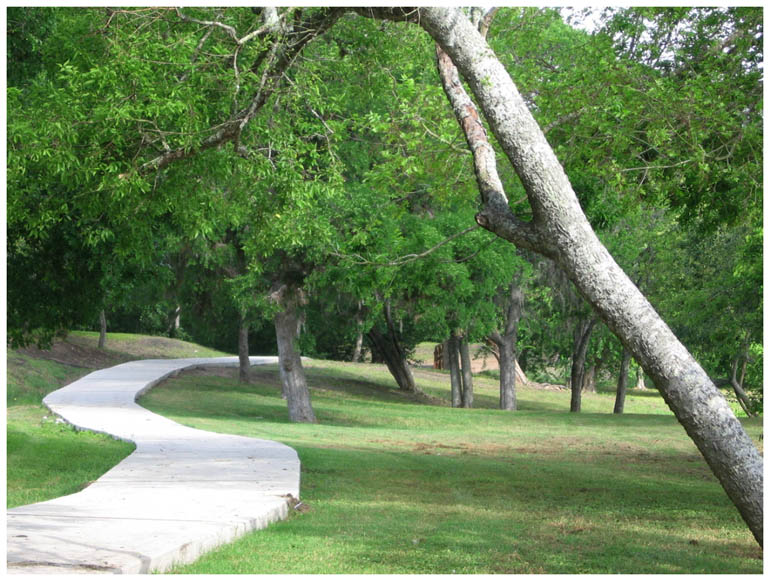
332, 225, 481, 267
133, 8, 344, 176
434, 40, 552, 257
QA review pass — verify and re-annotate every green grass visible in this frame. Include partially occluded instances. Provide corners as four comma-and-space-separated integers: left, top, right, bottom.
140, 360, 763, 574
7, 350, 91, 406
68, 330, 232, 359
7, 405, 135, 508
6, 333, 231, 508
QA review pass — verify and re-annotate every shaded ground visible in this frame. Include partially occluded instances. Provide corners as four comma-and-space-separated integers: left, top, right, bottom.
17, 335, 127, 369
16, 332, 229, 370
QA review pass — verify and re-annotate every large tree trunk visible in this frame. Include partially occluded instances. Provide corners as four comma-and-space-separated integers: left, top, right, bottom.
570, 317, 596, 413
238, 316, 251, 384
273, 285, 316, 423
446, 333, 463, 407
410, 7, 763, 544
459, 334, 474, 408
614, 348, 632, 414
98, 309, 107, 350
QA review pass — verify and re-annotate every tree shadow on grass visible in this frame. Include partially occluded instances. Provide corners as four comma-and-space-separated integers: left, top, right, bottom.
145, 367, 703, 434
179, 442, 760, 574
281, 446, 760, 574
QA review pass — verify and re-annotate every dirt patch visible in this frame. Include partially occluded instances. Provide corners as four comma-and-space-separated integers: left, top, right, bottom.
177, 367, 240, 379
527, 381, 568, 391
17, 338, 128, 370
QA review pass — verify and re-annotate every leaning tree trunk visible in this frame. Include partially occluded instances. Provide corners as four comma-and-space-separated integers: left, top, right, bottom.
98, 309, 107, 350
570, 318, 596, 413
238, 316, 251, 384
373, 301, 416, 392
366, 327, 416, 392
404, 7, 763, 544
273, 285, 316, 423
459, 334, 474, 408
614, 348, 632, 414
446, 333, 463, 407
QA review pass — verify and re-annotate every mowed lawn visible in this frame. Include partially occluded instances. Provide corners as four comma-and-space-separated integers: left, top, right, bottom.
140, 360, 763, 574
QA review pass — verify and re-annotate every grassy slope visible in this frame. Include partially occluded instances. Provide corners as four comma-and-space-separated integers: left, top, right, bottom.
6, 332, 230, 508
140, 359, 763, 574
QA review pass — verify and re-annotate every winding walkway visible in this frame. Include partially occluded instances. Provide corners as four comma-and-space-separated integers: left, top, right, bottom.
7, 357, 300, 574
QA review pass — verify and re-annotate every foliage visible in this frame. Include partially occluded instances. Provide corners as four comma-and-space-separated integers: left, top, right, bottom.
6, 7, 762, 411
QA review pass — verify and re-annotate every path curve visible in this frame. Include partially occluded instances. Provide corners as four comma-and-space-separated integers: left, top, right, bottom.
7, 357, 300, 574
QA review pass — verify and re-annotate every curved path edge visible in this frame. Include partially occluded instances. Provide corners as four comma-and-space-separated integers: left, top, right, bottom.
7, 356, 300, 574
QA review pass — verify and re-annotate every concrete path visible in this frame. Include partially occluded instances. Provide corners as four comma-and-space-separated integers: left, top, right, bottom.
7, 357, 300, 574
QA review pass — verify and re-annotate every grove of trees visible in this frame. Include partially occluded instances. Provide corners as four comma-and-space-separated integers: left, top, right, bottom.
7, 7, 762, 545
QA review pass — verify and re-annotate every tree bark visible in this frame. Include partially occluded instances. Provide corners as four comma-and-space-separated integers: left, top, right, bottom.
582, 364, 597, 393
98, 309, 107, 349
434, 342, 444, 369
635, 367, 647, 390
413, 7, 762, 545
238, 316, 251, 384
731, 356, 754, 417
570, 318, 596, 413
489, 277, 525, 411
352, 330, 364, 363
166, 305, 181, 338
459, 334, 474, 408
366, 308, 416, 393
614, 348, 632, 414
446, 333, 463, 407
352, 304, 365, 362
272, 285, 316, 423
491, 332, 518, 410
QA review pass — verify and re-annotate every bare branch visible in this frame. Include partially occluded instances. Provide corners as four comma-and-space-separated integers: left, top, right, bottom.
332, 225, 480, 267
479, 8, 500, 39
543, 109, 585, 135
619, 159, 693, 172
178, 26, 214, 83
175, 8, 239, 42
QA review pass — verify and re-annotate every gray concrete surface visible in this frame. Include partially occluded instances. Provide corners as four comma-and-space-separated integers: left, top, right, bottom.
7, 357, 301, 574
